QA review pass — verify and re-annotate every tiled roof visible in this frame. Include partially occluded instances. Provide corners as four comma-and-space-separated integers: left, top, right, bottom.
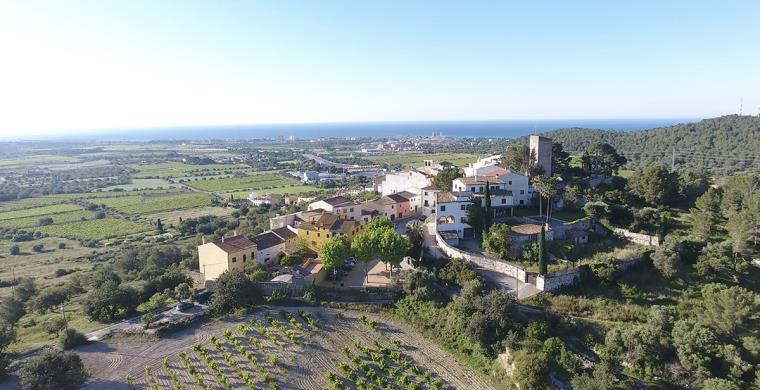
386, 193, 411, 203
213, 235, 256, 253
321, 196, 353, 206
395, 191, 417, 200
272, 227, 297, 240
421, 185, 438, 191
456, 176, 505, 184
252, 231, 284, 250
436, 192, 456, 203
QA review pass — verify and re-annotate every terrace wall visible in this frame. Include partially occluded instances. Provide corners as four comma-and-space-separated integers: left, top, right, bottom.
613, 228, 660, 246
435, 233, 528, 282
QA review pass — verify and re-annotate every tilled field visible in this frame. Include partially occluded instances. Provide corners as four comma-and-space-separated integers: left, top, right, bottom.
69, 306, 493, 390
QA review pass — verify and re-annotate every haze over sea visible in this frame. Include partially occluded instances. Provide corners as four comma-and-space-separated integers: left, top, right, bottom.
33, 118, 698, 141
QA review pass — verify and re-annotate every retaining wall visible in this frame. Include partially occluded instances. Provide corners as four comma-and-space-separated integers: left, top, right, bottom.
613, 228, 660, 246
435, 233, 528, 282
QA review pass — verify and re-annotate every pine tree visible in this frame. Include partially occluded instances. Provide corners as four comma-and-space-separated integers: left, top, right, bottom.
538, 225, 547, 275
484, 181, 493, 230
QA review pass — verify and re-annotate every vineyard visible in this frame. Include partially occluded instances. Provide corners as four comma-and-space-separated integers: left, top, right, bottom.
96, 193, 212, 214
184, 173, 300, 193
35, 218, 153, 240
78, 307, 492, 390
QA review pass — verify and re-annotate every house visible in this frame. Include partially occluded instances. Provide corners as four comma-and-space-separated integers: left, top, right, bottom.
510, 223, 555, 253
435, 191, 474, 239
463, 155, 503, 177
362, 191, 416, 221
452, 177, 514, 217
387, 191, 416, 219
421, 160, 456, 175
362, 197, 399, 221
198, 235, 257, 281
308, 196, 362, 221
297, 212, 363, 250
247, 192, 284, 207
251, 227, 298, 265
302, 171, 319, 183
374, 171, 431, 196
420, 185, 440, 216
496, 171, 532, 206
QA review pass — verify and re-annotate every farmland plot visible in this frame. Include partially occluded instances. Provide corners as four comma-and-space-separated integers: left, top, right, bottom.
35, 218, 153, 240
97, 193, 212, 214
185, 172, 300, 192
0, 204, 82, 221
0, 210, 95, 229
60, 307, 492, 390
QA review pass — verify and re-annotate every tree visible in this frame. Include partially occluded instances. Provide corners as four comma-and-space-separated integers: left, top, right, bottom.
677, 168, 710, 206
698, 283, 757, 335
82, 281, 139, 322
9, 245, 20, 255
0, 297, 26, 324
320, 235, 350, 280
38, 217, 53, 226
512, 349, 549, 390
538, 226, 547, 275
32, 244, 44, 253
0, 320, 16, 376
672, 319, 718, 379
375, 228, 407, 277
689, 188, 723, 240
551, 142, 571, 175
483, 182, 493, 230
364, 217, 393, 232
628, 165, 678, 206
432, 168, 461, 191
503, 144, 532, 175
533, 175, 559, 222
279, 254, 302, 266
571, 363, 627, 390
59, 328, 87, 350
584, 201, 609, 220
586, 142, 626, 176
351, 231, 376, 283
466, 196, 484, 237
15, 278, 37, 302
174, 282, 192, 300
652, 235, 683, 277
42, 317, 67, 337
694, 242, 748, 282
455, 289, 516, 356
702, 378, 741, 390
604, 324, 663, 379
19, 350, 87, 390
30, 287, 68, 314
209, 269, 261, 315
156, 218, 164, 234
401, 269, 445, 302
244, 261, 268, 282
481, 223, 512, 260
404, 220, 425, 259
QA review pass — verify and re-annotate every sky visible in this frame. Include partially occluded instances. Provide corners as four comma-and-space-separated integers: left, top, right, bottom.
0, 1, 759, 137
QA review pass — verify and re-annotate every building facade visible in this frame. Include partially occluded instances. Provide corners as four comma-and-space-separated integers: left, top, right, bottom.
197, 235, 257, 281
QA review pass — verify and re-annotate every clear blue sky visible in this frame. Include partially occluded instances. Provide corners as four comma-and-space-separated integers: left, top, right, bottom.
0, 1, 758, 136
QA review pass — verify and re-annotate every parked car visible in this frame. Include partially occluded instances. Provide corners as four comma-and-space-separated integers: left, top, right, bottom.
341, 262, 355, 271
176, 301, 194, 312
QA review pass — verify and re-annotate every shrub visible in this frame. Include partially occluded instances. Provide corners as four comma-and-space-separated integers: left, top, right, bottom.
32, 244, 44, 253
54, 269, 70, 277
9, 245, 20, 255
59, 328, 87, 349
20, 350, 87, 390
58, 242, 66, 249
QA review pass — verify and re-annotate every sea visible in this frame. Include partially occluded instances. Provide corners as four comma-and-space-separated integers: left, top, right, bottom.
31, 118, 699, 141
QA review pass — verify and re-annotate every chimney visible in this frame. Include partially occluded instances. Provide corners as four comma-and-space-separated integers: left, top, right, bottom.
202, 235, 206, 244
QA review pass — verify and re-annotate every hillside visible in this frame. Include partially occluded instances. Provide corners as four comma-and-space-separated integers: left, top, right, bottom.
533, 115, 760, 171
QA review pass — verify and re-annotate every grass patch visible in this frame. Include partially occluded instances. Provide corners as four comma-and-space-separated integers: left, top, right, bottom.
185, 173, 299, 192
129, 162, 249, 178
100, 178, 176, 191
0, 204, 82, 221
0, 210, 96, 229
96, 193, 212, 214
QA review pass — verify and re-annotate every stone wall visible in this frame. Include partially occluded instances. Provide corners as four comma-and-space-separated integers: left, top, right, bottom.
254, 281, 304, 296
436, 233, 528, 282
613, 228, 660, 246
536, 269, 580, 291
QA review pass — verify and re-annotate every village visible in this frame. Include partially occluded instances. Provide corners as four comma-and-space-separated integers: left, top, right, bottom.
197, 135, 624, 299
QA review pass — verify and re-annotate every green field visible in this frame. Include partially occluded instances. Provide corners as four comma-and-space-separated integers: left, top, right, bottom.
35, 218, 153, 240
0, 210, 96, 229
186, 172, 300, 192
365, 152, 477, 168
130, 162, 250, 178
0, 155, 81, 168
96, 193, 212, 214
225, 185, 325, 199
100, 178, 176, 191
0, 204, 82, 221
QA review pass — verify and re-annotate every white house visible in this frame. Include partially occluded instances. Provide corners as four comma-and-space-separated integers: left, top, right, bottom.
463, 155, 503, 177
420, 185, 440, 216
435, 192, 473, 241
497, 171, 532, 206
452, 177, 505, 194
374, 171, 431, 196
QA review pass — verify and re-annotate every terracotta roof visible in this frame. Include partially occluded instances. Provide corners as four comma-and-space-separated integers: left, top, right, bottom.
252, 231, 284, 250
212, 235, 256, 253
421, 185, 438, 191
395, 191, 417, 200
510, 224, 545, 235
436, 192, 456, 203
456, 176, 505, 185
387, 193, 411, 203
320, 196, 353, 207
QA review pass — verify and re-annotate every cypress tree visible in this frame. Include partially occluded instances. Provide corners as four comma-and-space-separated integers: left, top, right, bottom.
484, 181, 493, 230
538, 225, 547, 275
156, 218, 164, 234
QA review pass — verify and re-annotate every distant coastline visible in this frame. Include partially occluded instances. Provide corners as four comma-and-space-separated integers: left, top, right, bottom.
10, 118, 699, 141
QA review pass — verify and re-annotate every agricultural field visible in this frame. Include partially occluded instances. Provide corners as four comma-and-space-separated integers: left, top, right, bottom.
184, 172, 300, 192
66, 307, 491, 390
96, 193, 212, 214
365, 152, 477, 168
130, 162, 250, 179
35, 218, 154, 240
0, 204, 82, 221
225, 185, 324, 200
0, 210, 96, 229
145, 206, 234, 227
100, 178, 176, 191
0, 237, 104, 297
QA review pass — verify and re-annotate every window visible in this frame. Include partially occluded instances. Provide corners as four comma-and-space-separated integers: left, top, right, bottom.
519, 200, 524, 205
520, 190, 524, 195
232, 257, 237, 263
317, 233, 321, 237
509, 181, 512, 185
350, 208, 354, 212
460, 217, 467, 223
501, 198, 506, 204
479, 186, 484, 192
243, 254, 247, 261
438, 216, 448, 224
470, 187, 476, 192
440, 205, 446, 211
460, 204, 467, 210
424, 191, 428, 196
251, 252, 255, 259
447, 216, 455, 223
424, 200, 429, 206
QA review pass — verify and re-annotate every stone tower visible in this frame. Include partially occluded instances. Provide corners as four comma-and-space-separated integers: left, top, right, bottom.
529, 135, 553, 177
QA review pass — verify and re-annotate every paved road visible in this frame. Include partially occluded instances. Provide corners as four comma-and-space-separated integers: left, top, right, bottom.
303, 153, 352, 168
